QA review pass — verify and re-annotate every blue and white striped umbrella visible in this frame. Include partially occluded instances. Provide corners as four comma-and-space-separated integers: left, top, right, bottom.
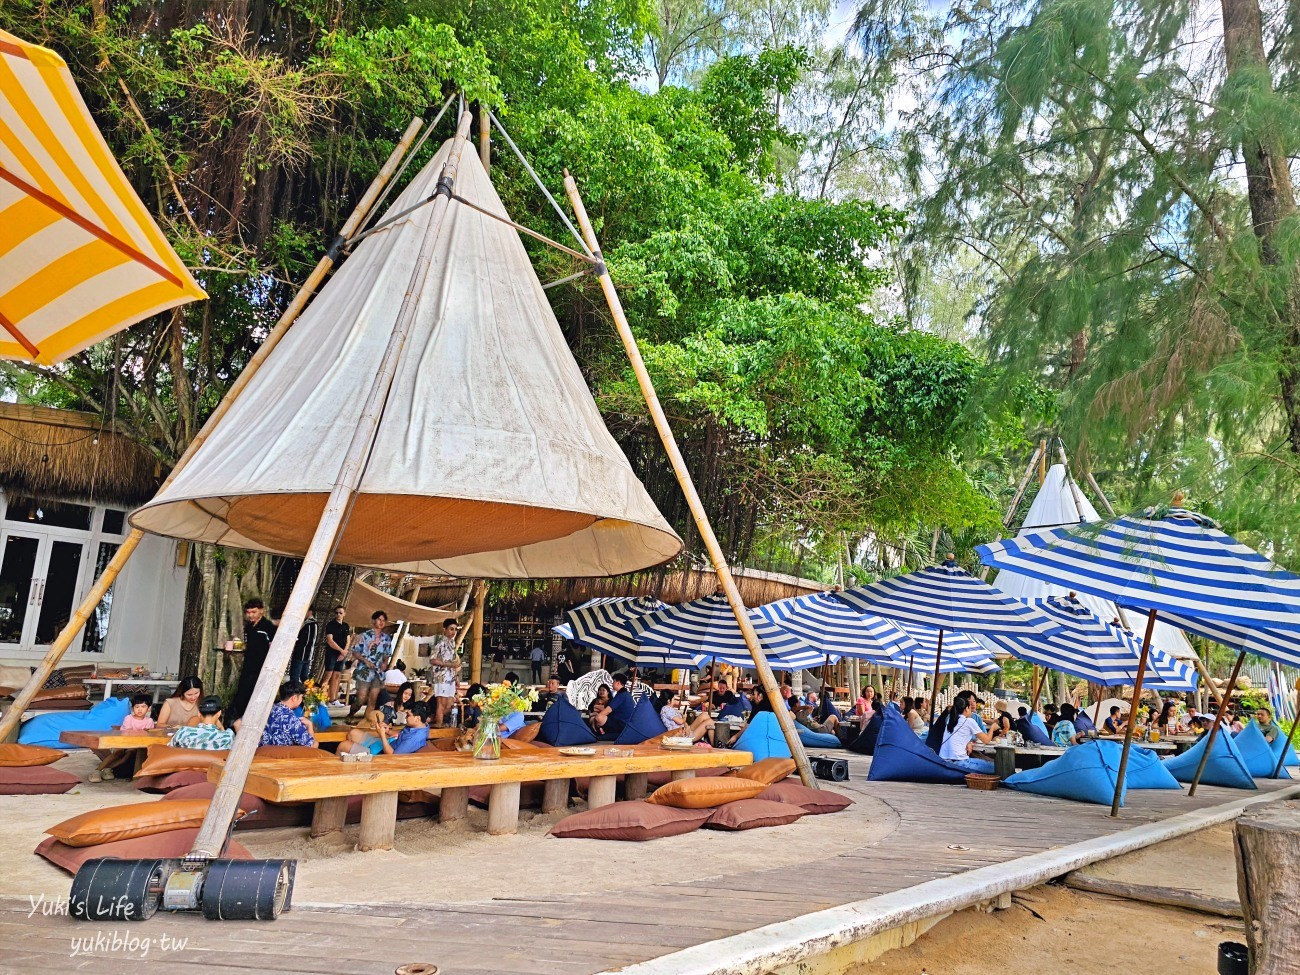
976, 507, 1300, 639
905, 626, 1001, 674
976, 596, 1196, 689
560, 596, 702, 668
837, 562, 1065, 638
635, 594, 827, 671
1154, 612, 1300, 670
756, 592, 922, 664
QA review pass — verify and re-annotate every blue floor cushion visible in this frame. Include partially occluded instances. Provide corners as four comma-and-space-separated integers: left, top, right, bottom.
537, 697, 598, 747
614, 694, 666, 745
1074, 710, 1096, 733
19, 697, 130, 749
1030, 712, 1048, 733
797, 725, 841, 749
1122, 744, 1182, 790
1162, 731, 1257, 789
1233, 722, 1290, 779
732, 711, 791, 761
1006, 741, 1132, 805
868, 707, 971, 784
846, 709, 884, 755
1269, 730, 1299, 769
717, 700, 746, 721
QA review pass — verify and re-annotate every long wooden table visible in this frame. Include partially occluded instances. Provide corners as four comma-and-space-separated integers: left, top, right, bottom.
211, 744, 753, 850
61, 727, 351, 749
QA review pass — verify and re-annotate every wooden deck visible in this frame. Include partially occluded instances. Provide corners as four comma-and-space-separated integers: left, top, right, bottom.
1, 753, 1291, 975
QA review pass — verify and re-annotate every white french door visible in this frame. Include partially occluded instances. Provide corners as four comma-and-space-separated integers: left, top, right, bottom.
0, 530, 89, 654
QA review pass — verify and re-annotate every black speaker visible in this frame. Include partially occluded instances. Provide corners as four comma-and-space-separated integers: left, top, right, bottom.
811, 757, 848, 781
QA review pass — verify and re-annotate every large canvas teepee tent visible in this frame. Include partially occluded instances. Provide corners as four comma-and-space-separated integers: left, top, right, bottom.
130, 137, 681, 578
991, 464, 1194, 661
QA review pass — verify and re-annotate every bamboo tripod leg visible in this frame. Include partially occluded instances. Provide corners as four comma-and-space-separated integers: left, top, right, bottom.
189, 113, 475, 858
0, 120, 427, 746
563, 173, 816, 790
927, 632, 944, 728
1111, 609, 1157, 818
1189, 650, 1247, 797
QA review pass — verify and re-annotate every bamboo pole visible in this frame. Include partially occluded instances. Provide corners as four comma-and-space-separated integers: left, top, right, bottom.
469, 580, 486, 684
190, 112, 474, 857
927, 631, 944, 727
979, 444, 1043, 581
563, 172, 817, 789
0, 118, 426, 745
1085, 470, 1117, 517
1189, 653, 1226, 708
1038, 439, 1047, 483
479, 106, 490, 174
1189, 650, 1247, 798
1110, 608, 1157, 817
905, 655, 915, 697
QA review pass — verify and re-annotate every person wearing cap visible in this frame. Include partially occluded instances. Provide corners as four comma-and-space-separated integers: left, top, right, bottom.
169, 697, 235, 751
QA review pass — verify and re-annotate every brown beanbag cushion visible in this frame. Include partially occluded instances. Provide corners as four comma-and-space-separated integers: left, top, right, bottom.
134, 770, 209, 794
136, 746, 229, 777
254, 745, 333, 761
47, 799, 224, 847
550, 801, 710, 841
35, 828, 253, 875
757, 781, 854, 815
705, 798, 808, 831
646, 776, 766, 809
511, 720, 542, 743
0, 743, 65, 767
0, 765, 80, 795
728, 757, 796, 785
645, 766, 728, 788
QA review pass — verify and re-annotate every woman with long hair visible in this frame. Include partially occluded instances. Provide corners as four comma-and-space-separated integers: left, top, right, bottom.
938, 695, 993, 762
158, 677, 206, 727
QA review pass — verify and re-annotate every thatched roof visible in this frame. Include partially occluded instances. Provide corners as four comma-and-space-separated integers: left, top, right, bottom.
399, 565, 827, 614
0, 403, 161, 505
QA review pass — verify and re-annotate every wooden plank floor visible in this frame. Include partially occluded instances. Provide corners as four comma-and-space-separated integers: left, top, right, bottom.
1, 755, 1288, 975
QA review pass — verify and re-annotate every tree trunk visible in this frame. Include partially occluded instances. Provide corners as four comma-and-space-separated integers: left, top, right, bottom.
1234, 803, 1300, 972
1220, 0, 1300, 450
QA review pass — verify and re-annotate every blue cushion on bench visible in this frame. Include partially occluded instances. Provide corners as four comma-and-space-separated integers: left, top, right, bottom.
732, 711, 790, 761
614, 694, 666, 745
18, 696, 130, 748
1234, 722, 1290, 779
1005, 741, 1128, 806
1270, 730, 1299, 769
797, 725, 841, 749
868, 707, 971, 784
1162, 730, 1256, 789
537, 697, 597, 747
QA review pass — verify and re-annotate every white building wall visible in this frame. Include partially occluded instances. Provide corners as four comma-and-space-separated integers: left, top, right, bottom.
100, 532, 187, 671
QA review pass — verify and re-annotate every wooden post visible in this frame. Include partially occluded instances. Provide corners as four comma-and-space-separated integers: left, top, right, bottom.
927, 630, 944, 727
905, 655, 915, 696
1110, 608, 1157, 817
587, 775, 617, 808
1234, 802, 1300, 973
563, 173, 817, 790
1038, 439, 1047, 483
189, 112, 475, 858
310, 797, 348, 837
486, 781, 521, 835
541, 778, 569, 813
358, 792, 399, 851
479, 106, 490, 174
1189, 650, 1247, 797
439, 786, 469, 823
469, 580, 486, 683
1270, 679, 1300, 779
0, 118, 426, 745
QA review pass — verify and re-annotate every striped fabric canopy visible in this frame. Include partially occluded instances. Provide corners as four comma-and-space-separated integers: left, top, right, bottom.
975, 507, 1300, 644
635, 594, 827, 671
904, 627, 1001, 674
560, 596, 702, 668
836, 562, 1064, 638
0, 29, 204, 363
1156, 612, 1300, 670
755, 592, 921, 664
977, 596, 1196, 689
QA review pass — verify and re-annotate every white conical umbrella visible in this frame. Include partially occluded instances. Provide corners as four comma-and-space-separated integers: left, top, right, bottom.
567, 669, 614, 710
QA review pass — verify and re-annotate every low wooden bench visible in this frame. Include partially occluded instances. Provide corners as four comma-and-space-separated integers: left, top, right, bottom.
210, 744, 753, 850
59, 725, 460, 750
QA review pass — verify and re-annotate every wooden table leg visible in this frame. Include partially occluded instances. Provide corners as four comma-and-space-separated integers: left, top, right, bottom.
625, 772, 649, 800
487, 782, 521, 835
439, 786, 468, 823
541, 778, 569, 813
993, 745, 1016, 780
311, 796, 348, 837
670, 769, 695, 782
588, 774, 617, 808
358, 792, 399, 851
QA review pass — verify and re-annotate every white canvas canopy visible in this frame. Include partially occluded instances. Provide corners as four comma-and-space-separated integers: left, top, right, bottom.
130, 139, 682, 577
989, 464, 1195, 661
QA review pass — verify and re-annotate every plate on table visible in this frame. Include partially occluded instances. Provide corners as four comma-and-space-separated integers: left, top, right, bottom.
558, 747, 597, 756
660, 737, 696, 750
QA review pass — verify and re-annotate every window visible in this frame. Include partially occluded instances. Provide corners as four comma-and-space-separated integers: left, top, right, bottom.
101, 509, 126, 535
3, 496, 91, 531
81, 542, 119, 654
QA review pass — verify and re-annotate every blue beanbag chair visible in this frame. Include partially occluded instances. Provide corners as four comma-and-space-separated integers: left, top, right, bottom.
311, 707, 332, 731
732, 711, 791, 761
1006, 741, 1130, 805
868, 708, 991, 783
537, 697, 597, 747
1270, 730, 1299, 769
614, 694, 666, 745
718, 699, 747, 720
816, 697, 844, 723
1121, 744, 1182, 790
1015, 717, 1052, 745
797, 725, 841, 749
1162, 731, 1257, 789
19, 696, 130, 748
1074, 709, 1096, 733
846, 708, 884, 755
1030, 712, 1048, 733
1233, 722, 1290, 779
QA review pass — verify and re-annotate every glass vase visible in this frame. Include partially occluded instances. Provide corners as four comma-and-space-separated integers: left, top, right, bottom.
473, 720, 501, 761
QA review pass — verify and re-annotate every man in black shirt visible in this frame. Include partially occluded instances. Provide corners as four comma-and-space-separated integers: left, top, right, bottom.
323, 605, 350, 705
231, 597, 277, 722
710, 680, 738, 710
289, 609, 319, 685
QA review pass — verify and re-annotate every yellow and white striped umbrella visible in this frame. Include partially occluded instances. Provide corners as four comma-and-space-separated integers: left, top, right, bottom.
0, 29, 205, 364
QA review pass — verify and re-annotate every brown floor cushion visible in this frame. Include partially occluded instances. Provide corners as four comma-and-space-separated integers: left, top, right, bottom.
757, 781, 854, 815
48, 799, 220, 847
35, 828, 253, 875
511, 721, 542, 743
134, 769, 210, 794
728, 757, 796, 785
705, 798, 808, 831
550, 801, 710, 841
0, 765, 80, 795
645, 766, 727, 788
0, 743, 66, 767
646, 776, 766, 809
136, 746, 229, 777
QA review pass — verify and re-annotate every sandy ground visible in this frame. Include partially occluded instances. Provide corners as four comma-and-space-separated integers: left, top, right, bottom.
1074, 822, 1238, 903
859, 885, 1244, 975
4, 750, 897, 909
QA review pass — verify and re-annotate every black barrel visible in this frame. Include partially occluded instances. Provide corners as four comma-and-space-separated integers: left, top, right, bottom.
70, 858, 175, 922
200, 859, 296, 920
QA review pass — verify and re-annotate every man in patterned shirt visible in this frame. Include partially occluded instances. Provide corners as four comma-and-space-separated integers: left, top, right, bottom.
413, 618, 462, 727
169, 696, 234, 750
346, 611, 391, 720
259, 682, 316, 747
